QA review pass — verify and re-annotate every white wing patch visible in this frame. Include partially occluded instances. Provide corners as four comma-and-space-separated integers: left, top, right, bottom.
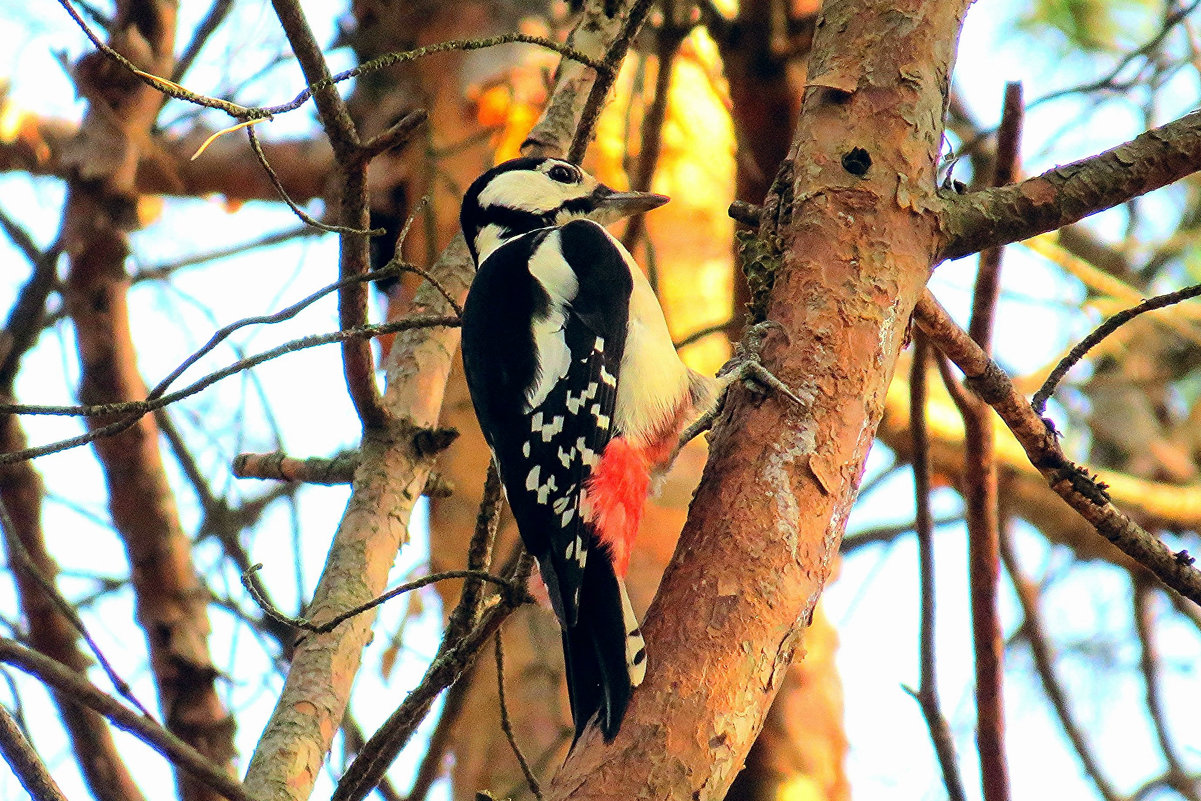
524, 232, 585, 411
526, 308, 571, 410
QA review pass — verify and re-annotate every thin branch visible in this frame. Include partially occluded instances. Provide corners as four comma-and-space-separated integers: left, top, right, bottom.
53, 0, 256, 118
0, 237, 59, 393
0, 638, 253, 801
674, 318, 739, 350
245, 125, 378, 235
241, 565, 528, 636
913, 291, 1201, 606
169, 0, 234, 85
962, 83, 1021, 801
906, 331, 967, 801
1026, 0, 1201, 111
621, 20, 690, 251
361, 109, 429, 161
0, 701, 69, 801
495, 631, 543, 801
331, 553, 536, 801
1132, 578, 1200, 801
57, 0, 608, 122
402, 670, 475, 801
339, 715, 403, 801
269, 0, 391, 428
444, 464, 504, 645
967, 82, 1022, 351
0, 314, 458, 465
133, 224, 321, 281
0, 497, 156, 719
1032, 283, 1201, 414
838, 513, 965, 554
1000, 531, 1123, 801
567, 0, 659, 162
264, 35, 611, 118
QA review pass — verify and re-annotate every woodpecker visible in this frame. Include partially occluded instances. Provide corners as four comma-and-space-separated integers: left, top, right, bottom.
459, 156, 716, 743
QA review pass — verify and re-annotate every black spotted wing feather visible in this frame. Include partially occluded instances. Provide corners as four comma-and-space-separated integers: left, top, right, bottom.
462, 220, 631, 628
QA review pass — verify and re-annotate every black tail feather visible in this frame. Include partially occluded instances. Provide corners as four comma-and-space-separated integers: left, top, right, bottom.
562, 552, 634, 744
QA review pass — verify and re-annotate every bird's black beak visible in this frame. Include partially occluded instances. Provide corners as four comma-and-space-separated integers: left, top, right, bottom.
589, 186, 670, 225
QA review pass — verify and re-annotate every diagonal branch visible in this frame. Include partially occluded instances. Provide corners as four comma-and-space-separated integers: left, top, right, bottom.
0, 638, 252, 801
914, 292, 1201, 607
0, 701, 69, 801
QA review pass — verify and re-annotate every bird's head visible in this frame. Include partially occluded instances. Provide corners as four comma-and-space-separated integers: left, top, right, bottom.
460, 157, 669, 264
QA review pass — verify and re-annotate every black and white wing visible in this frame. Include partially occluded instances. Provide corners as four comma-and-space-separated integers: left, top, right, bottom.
463, 220, 631, 625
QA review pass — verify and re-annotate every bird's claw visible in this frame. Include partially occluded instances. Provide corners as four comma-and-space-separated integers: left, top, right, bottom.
718, 320, 806, 407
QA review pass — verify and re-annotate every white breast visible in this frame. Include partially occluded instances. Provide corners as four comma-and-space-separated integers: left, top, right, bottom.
609, 236, 691, 444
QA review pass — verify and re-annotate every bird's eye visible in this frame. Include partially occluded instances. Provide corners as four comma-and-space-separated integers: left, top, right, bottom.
547, 164, 579, 184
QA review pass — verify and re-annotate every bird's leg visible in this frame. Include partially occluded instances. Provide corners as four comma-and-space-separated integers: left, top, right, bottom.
673, 321, 806, 458
717, 320, 807, 406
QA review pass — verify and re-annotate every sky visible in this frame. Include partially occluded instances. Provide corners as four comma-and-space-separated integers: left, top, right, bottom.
0, 1, 1199, 800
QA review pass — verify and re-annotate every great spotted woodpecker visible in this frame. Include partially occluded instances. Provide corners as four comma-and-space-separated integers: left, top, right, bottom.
459, 157, 716, 743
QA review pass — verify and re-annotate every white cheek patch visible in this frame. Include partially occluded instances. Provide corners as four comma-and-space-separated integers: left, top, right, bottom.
477, 170, 593, 217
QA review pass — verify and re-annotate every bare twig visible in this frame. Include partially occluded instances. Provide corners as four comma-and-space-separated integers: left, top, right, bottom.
402, 670, 475, 801
331, 553, 536, 801
960, 83, 1022, 801
267, 35, 611, 118
169, 0, 234, 85
913, 292, 1201, 606
0, 638, 254, 801
340, 715, 403, 801
241, 565, 528, 636
1000, 532, 1122, 801
133, 224, 319, 281
674, 318, 740, 350
0, 314, 458, 465
621, 19, 690, 251
268, 0, 388, 427
1026, 0, 1201, 111
362, 109, 429, 160
1032, 283, 1201, 414
905, 332, 967, 801
245, 125, 379, 235
0, 498, 155, 719
0, 241, 59, 393
444, 464, 505, 645
567, 0, 659, 162
495, 631, 544, 801
57, 0, 608, 123
1132, 578, 1200, 801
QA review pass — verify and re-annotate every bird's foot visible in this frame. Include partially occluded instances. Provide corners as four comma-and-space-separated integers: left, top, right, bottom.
717, 320, 806, 407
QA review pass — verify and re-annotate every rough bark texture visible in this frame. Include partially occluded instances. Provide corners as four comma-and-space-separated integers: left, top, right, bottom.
720, 3, 850, 798
58, 4, 234, 800
545, 1, 968, 798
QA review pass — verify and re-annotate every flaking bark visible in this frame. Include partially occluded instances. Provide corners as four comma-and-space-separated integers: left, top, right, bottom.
545, 1, 970, 797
